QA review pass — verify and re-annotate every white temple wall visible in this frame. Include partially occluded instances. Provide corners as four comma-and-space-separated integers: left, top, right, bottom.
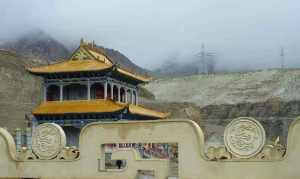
1, 119, 300, 178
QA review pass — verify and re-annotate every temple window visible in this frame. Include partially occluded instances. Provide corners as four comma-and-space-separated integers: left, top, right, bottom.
46, 85, 60, 101
120, 87, 126, 103
113, 85, 118, 101
63, 84, 87, 100
91, 83, 105, 99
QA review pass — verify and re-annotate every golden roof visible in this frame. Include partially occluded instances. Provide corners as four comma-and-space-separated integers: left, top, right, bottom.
32, 100, 125, 115
27, 41, 151, 82
27, 59, 112, 74
32, 100, 168, 119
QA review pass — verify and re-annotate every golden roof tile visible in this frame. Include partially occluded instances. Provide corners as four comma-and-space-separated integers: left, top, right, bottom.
32, 100, 125, 115
32, 100, 168, 119
27, 59, 112, 74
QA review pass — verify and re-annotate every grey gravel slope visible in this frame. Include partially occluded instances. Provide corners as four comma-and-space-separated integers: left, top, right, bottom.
144, 69, 300, 107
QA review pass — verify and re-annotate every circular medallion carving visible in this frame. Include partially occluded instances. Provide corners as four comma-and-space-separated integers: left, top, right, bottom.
224, 117, 266, 158
32, 123, 66, 160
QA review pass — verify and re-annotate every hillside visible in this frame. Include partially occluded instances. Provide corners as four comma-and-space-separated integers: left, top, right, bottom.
0, 50, 42, 131
145, 69, 300, 107
0, 30, 70, 64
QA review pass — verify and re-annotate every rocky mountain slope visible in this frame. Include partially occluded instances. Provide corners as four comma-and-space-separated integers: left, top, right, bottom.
0, 50, 42, 131
0, 30, 70, 64
145, 69, 300, 107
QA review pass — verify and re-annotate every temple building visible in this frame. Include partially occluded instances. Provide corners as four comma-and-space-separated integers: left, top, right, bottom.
27, 39, 168, 145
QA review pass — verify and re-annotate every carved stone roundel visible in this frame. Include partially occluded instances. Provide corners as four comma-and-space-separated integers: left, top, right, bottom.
32, 123, 66, 160
224, 117, 266, 158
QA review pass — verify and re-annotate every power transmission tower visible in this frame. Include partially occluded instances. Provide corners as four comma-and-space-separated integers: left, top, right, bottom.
200, 44, 206, 74
195, 43, 206, 74
196, 44, 217, 74
280, 47, 285, 70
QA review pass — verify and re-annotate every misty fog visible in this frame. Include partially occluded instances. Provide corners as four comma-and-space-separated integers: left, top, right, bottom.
0, 0, 300, 71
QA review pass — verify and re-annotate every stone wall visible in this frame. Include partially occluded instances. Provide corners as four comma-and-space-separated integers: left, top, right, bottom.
1, 119, 300, 178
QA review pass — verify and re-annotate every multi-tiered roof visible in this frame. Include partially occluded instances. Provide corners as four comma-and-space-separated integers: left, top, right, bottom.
28, 40, 168, 121
28, 40, 151, 83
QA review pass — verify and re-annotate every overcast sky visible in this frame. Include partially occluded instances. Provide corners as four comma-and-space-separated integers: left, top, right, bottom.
1, 0, 300, 70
